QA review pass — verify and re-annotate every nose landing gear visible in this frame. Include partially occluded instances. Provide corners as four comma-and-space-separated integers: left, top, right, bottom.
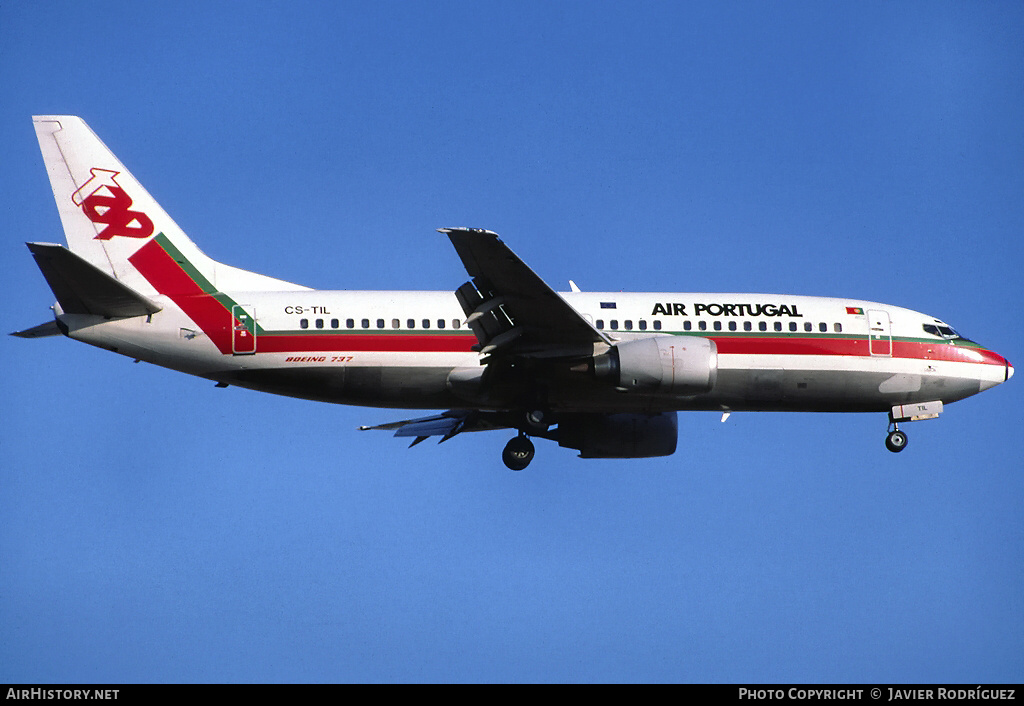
883, 400, 943, 453
502, 433, 535, 471
885, 413, 908, 453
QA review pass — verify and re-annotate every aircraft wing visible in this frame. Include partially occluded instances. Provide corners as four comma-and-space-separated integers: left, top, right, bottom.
359, 410, 511, 446
365, 230, 610, 450
441, 228, 610, 359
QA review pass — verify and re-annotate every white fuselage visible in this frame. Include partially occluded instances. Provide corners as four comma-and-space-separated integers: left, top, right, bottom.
63, 289, 1012, 414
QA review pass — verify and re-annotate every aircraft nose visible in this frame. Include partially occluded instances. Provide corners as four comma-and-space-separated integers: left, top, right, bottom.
1007, 359, 1014, 382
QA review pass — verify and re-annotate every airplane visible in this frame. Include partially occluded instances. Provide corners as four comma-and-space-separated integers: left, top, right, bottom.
15, 116, 1013, 470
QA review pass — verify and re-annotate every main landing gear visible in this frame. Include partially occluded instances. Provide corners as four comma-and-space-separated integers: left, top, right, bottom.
502, 433, 535, 471
501, 409, 549, 470
885, 423, 908, 453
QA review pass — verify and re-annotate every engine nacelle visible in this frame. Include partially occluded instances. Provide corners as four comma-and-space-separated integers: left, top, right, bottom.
594, 336, 717, 394
558, 412, 678, 458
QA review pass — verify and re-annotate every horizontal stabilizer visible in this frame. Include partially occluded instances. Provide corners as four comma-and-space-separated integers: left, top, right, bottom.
27, 242, 162, 318
10, 320, 63, 338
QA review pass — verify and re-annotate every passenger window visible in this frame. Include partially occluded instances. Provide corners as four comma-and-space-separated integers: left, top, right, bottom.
743, 321, 752, 332
683, 321, 692, 331
300, 318, 309, 329
610, 320, 619, 330
392, 319, 400, 329
625, 320, 633, 331
714, 321, 722, 331
422, 319, 430, 329
834, 323, 842, 333
639, 320, 647, 331
452, 319, 461, 329
377, 319, 385, 329
774, 322, 782, 332
699, 321, 707, 331
346, 318, 354, 329
819, 322, 827, 333
804, 322, 813, 332
790, 322, 798, 332
361, 319, 369, 329
728, 321, 737, 331
331, 319, 339, 329
407, 319, 416, 329
596, 319, 604, 329
437, 319, 445, 329
316, 319, 324, 329
759, 321, 767, 332
653, 321, 662, 331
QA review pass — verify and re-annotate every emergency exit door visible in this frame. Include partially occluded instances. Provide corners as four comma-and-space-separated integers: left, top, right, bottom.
867, 309, 891, 356
232, 305, 256, 355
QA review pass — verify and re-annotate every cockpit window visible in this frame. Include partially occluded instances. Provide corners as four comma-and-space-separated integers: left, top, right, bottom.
923, 323, 974, 343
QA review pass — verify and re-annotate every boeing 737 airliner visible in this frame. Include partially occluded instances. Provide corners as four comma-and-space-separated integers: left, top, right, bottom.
16, 116, 1013, 469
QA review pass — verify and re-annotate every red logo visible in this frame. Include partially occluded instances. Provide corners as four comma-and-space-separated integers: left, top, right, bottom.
72, 168, 154, 240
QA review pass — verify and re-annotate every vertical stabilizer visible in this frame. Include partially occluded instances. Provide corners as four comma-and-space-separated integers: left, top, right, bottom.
31, 116, 305, 297
32, 116, 219, 297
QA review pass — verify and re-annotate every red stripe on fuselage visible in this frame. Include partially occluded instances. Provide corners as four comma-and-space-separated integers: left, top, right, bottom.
710, 335, 1006, 367
257, 333, 476, 354
713, 336, 867, 357
128, 239, 234, 353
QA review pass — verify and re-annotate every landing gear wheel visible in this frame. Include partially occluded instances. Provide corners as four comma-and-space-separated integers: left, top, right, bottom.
885, 429, 908, 453
502, 435, 535, 471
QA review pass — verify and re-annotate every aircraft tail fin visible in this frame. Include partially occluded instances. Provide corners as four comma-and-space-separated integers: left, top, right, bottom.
32, 115, 221, 297
31, 116, 305, 297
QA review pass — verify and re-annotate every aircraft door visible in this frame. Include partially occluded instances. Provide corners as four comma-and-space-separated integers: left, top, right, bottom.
232, 304, 257, 355
867, 309, 891, 356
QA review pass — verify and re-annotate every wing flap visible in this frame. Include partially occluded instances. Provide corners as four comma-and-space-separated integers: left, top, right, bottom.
393, 417, 463, 438
359, 412, 464, 436
359, 410, 512, 444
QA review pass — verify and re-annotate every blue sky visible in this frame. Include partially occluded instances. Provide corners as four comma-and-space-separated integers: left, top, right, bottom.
1, 1, 1022, 683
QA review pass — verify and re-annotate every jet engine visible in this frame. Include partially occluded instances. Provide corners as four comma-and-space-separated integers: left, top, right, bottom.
558, 412, 678, 458
593, 336, 717, 394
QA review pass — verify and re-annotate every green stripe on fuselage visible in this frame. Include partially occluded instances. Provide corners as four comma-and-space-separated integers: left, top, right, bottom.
152, 233, 263, 334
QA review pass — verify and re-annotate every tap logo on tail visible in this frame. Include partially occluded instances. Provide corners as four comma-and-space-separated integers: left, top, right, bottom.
72, 168, 154, 240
